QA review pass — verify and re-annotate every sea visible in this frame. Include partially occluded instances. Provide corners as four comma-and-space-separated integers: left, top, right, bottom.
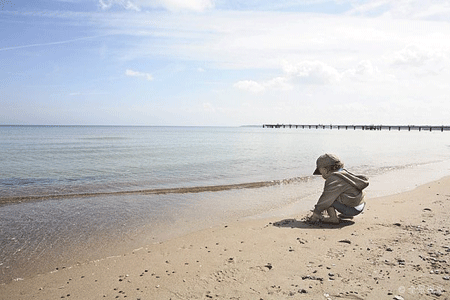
1, 125, 450, 284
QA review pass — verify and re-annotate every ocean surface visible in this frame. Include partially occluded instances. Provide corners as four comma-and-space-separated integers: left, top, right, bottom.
1, 125, 450, 284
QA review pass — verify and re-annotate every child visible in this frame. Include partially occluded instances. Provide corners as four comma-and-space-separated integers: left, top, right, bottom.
308, 154, 369, 224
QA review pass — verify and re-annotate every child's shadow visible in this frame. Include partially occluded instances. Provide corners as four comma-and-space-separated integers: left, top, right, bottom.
272, 218, 355, 229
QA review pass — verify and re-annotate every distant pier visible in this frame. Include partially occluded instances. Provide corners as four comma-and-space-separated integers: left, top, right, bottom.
262, 124, 450, 132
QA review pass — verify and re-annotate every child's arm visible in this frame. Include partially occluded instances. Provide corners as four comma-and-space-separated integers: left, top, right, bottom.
314, 176, 347, 214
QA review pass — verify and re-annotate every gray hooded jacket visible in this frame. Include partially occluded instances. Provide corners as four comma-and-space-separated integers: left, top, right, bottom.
314, 169, 369, 214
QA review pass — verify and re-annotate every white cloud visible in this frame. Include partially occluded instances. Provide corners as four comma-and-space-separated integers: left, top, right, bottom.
100, 0, 141, 11
385, 44, 450, 79
284, 61, 341, 84
153, 0, 214, 11
347, 0, 450, 20
342, 60, 376, 79
356, 60, 375, 75
414, 2, 450, 20
234, 80, 266, 93
235, 60, 345, 93
125, 69, 154, 81
265, 76, 293, 91
390, 45, 440, 67
72, 8, 450, 73
234, 76, 292, 93
99, 0, 214, 11
125, 1, 141, 11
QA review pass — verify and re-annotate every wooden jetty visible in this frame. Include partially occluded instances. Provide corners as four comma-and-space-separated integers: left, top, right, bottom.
262, 124, 450, 132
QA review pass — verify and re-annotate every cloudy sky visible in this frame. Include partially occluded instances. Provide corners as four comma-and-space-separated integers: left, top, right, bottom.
1, 0, 450, 126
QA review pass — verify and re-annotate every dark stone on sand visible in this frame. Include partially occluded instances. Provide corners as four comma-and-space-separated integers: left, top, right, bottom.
302, 275, 323, 281
339, 239, 351, 244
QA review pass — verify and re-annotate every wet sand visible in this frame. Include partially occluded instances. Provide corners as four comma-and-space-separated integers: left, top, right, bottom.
1, 177, 450, 299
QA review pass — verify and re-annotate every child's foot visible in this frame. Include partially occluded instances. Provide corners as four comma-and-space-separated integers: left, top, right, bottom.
306, 212, 323, 223
322, 217, 340, 224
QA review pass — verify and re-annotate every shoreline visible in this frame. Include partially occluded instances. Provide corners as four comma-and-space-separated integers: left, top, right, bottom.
0, 176, 313, 207
2, 175, 450, 299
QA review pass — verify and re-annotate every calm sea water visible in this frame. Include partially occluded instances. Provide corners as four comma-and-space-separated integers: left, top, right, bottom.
1, 125, 450, 283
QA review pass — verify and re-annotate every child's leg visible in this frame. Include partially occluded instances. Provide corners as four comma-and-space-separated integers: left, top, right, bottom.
332, 201, 362, 217
327, 207, 337, 218
323, 207, 340, 224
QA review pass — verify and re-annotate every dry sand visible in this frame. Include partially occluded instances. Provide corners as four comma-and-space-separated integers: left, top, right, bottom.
2, 177, 450, 300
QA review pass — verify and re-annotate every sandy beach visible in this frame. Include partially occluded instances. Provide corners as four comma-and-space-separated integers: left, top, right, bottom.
2, 176, 450, 300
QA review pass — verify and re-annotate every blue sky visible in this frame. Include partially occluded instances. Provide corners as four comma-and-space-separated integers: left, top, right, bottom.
1, 0, 450, 126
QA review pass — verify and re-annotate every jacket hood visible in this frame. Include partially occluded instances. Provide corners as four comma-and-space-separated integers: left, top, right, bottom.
333, 169, 369, 191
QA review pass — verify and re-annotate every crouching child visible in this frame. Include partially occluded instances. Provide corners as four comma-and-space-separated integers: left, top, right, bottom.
308, 154, 369, 224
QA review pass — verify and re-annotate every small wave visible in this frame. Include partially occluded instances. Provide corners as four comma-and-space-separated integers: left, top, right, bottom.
0, 176, 99, 187
0, 178, 57, 186
80, 137, 129, 140
359, 160, 444, 177
0, 176, 313, 207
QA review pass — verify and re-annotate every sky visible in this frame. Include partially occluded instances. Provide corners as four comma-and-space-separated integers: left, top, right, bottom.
1, 0, 450, 126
